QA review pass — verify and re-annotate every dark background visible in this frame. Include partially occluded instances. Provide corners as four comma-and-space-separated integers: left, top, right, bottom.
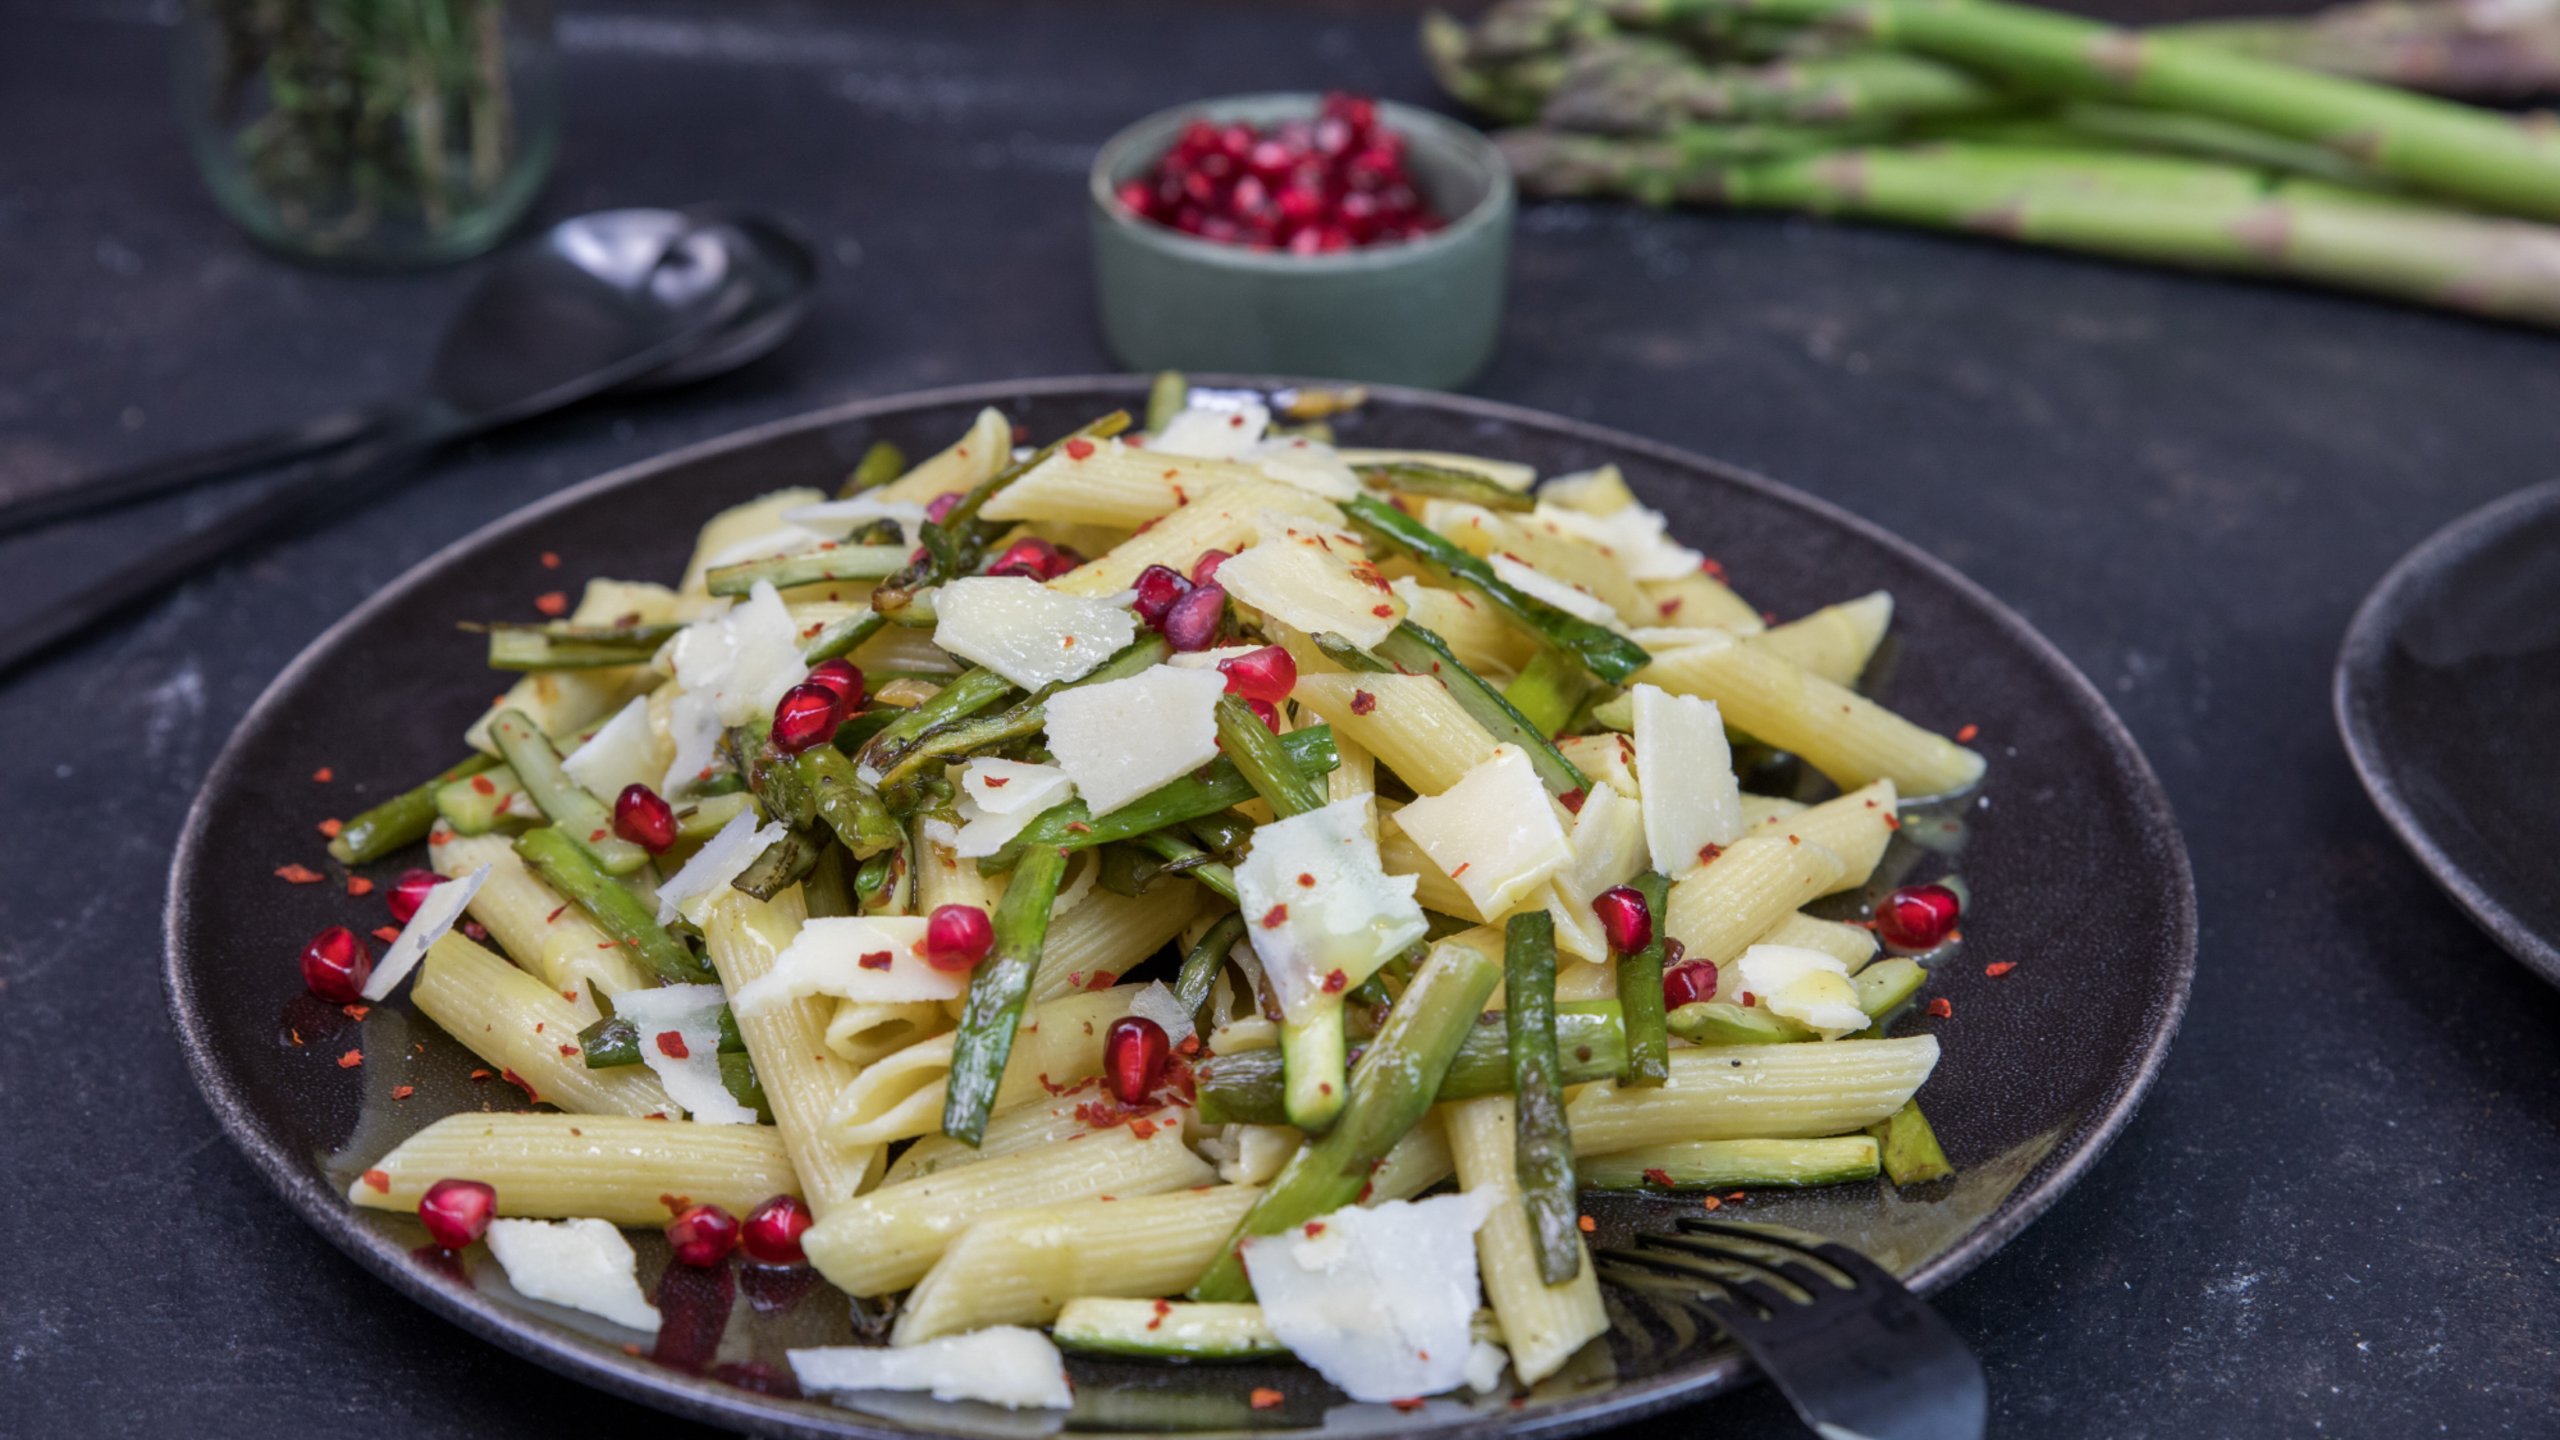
4, 1, 2556, 1435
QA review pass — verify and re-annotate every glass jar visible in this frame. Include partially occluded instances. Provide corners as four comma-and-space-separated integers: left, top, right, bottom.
172, 0, 561, 268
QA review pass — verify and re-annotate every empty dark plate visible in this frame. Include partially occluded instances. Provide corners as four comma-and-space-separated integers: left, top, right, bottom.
2337, 478, 2560, 986
165, 377, 2195, 1440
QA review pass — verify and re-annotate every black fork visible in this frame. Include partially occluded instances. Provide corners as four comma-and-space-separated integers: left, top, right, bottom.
1596, 1219, 1986, 1440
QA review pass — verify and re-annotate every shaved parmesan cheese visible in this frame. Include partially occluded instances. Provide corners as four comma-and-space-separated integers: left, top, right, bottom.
361, 864, 490, 1001
562, 697, 658, 801
1488, 553, 1620, 627
782, 494, 930, 544
1466, 1339, 1512, 1393
1217, 521, 1403, 648
611, 982, 755, 1124
789, 1327, 1073, 1410
1235, 795, 1427, 1023
1537, 465, 1638, 515
1128, 979, 1196, 1047
656, 807, 789, 924
700, 523, 828, 571
1044, 664, 1225, 814
1242, 1191, 1497, 1403
1735, 943, 1869, 1038
1531, 499, 1705, 581
668, 580, 808, 726
1154, 401, 1270, 460
735, 916, 955, 1013
1546, 782, 1650, 964
1388, 746, 1572, 918
953, 758, 1075, 858
1164, 644, 1262, 671
932, 577, 1136, 690
1631, 684, 1744, 879
484, 1218, 659, 1331
660, 691, 727, 796
1249, 435, 1363, 500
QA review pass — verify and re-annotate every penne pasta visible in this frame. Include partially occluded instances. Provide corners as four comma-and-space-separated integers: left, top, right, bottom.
1335, 447, 1535, 492
1032, 881, 1202, 1003
699, 888, 882, 1214
912, 815, 1001, 918
1663, 834, 1848, 966
430, 830, 651, 1016
348, 1113, 797, 1225
1564, 1037, 1941, 1154
830, 988, 1138, 1147
892, 1183, 1264, 1343
1748, 591, 1894, 687
868, 406, 1011, 506
801, 1114, 1216, 1296
1050, 480, 1341, 596
1429, 500, 1652, 622
1394, 580, 1536, 678
678, 490, 829, 597
464, 580, 678, 754
410, 933, 675, 1118
1754, 779, 1899, 895
980, 439, 1261, 529
882, 1097, 1167, 1187
1641, 569, 1764, 634
1636, 632, 1984, 796
1751, 912, 1882, 972
825, 999, 951, 1071
1447, 1095, 1607, 1387
1291, 672, 1502, 796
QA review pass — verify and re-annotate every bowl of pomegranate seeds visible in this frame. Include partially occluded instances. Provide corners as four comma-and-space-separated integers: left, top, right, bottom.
1090, 91, 1513, 388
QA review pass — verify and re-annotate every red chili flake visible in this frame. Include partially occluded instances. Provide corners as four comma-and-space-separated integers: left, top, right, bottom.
856, 950, 894, 971
287, 1028, 303, 1047
462, 921, 488, 943
1260, 904, 1289, 927
1643, 1168, 1674, 1187
1695, 843, 1724, 866
311, 767, 335, 783
1321, 969, 1348, 994
1558, 786, 1587, 814
469, 1068, 494, 1081
1370, 604, 1395, 618
1740, 993, 1756, 1008
534, 591, 570, 616
1576, 1215, 1597, 1233
341, 1004, 369, 1021
1085, 970, 1119, 992
1391, 1399, 1426, 1413
559, 1043, 579, 1057
1450, 862, 1471, 879
1349, 689, 1377, 716
468, 774, 497, 796
500, 1069, 539, 1102
1658, 598, 1684, 618
316, 817, 344, 838
345, 875, 374, 897
1955, 723, 1980, 743
391, 1085, 415, 1101
656, 1030, 691, 1060
983, 775, 1011, 789
1147, 1298, 1171, 1330
337, 1049, 362, 1069
428, 831, 451, 846
1065, 821, 1092, 835
1926, 997, 1954, 1019
1703, 1195, 1723, 1211
1883, 813, 1904, 831
275, 864, 325, 885
1985, 962, 2017, 977
1129, 1117, 1159, 1140
367, 925, 400, 944
360, 1169, 391, 1193
1063, 437, 1096, 461
1296, 872, 1316, 887
540, 551, 562, 569
1303, 1221, 1326, 1238
1250, 1389, 1286, 1411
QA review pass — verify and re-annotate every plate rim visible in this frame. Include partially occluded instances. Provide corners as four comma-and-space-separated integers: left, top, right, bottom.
2333, 476, 2560, 987
164, 373, 2197, 1440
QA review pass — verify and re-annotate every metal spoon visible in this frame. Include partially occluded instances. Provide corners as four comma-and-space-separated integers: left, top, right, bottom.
0, 206, 816, 538
0, 208, 815, 678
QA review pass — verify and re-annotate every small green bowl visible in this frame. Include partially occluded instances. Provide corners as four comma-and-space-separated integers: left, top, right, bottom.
1088, 93, 1515, 391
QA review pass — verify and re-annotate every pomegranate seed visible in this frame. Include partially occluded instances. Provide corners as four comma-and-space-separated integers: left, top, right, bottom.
613, 784, 678, 854
770, 683, 843, 755
1190, 549, 1231, 585
1115, 179, 1159, 220
805, 659, 865, 712
299, 926, 373, 1003
417, 1178, 496, 1250
1876, 884, 1962, 951
1132, 564, 1192, 629
1104, 1016, 1171, 1103
1592, 885, 1653, 956
1663, 959, 1718, 1010
1125, 97, 1442, 251
740, 1194, 815, 1265
387, 869, 443, 925
923, 904, 994, 972
1161, 582, 1227, 652
987, 536, 1060, 580
924, 491, 962, 525
1243, 698, 1282, 734
1217, 645, 1296, 704
666, 1203, 741, 1267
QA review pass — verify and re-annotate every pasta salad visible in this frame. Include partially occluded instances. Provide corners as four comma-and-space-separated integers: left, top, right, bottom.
311, 378, 1983, 1411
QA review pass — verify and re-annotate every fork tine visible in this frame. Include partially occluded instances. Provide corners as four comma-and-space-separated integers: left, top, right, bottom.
1680, 1219, 1899, 1289
1646, 1228, 1848, 1299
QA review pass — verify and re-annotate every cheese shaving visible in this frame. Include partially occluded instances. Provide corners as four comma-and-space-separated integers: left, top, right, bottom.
361, 863, 490, 1001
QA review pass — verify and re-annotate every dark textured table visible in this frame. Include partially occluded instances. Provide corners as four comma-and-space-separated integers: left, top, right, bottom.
5, 1, 2557, 1435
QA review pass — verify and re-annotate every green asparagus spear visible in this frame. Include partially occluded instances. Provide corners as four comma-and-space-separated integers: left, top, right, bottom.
1353, 460, 1536, 511
674, 791, 757, 844
487, 709, 649, 874
1190, 939, 1504, 1301
1128, 830, 1240, 903
1173, 909, 1249, 1031
801, 841, 854, 918
477, 621, 682, 671
328, 753, 500, 865
719, 1051, 775, 1124
1671, 956, 1933, 1042
872, 635, 1170, 791
1145, 371, 1189, 433
857, 666, 1021, 776
1502, 646, 1596, 740
1867, 1099, 1954, 1185
514, 826, 713, 983
434, 763, 530, 835
578, 1007, 747, 1066
702, 544, 909, 598
840, 439, 908, 497
1214, 695, 1328, 817
1195, 1001, 1627, 1125
940, 820, 1075, 1145
1371, 622, 1591, 796
853, 839, 911, 915
1343, 495, 1652, 684
978, 727, 1341, 873
802, 609, 886, 665
1580, 1135, 1881, 1189
797, 748, 904, 858
1505, 911, 1581, 1284
731, 826, 826, 900
1618, 871, 1674, 1085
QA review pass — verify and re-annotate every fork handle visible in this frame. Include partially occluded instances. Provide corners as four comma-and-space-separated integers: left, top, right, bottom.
0, 402, 404, 539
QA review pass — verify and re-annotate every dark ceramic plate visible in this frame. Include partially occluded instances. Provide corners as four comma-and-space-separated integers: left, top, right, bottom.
166, 378, 2194, 1440
2337, 479, 2560, 987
